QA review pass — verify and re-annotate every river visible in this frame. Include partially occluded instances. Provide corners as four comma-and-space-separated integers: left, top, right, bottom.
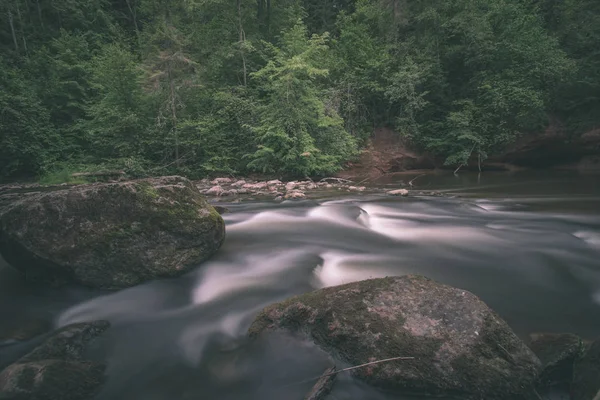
1, 170, 600, 399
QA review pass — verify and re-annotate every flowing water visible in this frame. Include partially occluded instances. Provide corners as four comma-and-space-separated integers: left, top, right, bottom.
1, 170, 600, 399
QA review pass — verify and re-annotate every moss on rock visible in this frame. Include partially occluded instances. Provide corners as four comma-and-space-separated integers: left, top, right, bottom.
249, 275, 541, 399
0, 321, 110, 400
528, 333, 583, 390
572, 338, 600, 400
0, 176, 225, 288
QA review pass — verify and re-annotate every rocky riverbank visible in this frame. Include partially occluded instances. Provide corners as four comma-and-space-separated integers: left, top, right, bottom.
194, 177, 436, 202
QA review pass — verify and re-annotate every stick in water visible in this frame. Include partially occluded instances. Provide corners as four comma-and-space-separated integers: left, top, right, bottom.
304, 366, 337, 400
288, 356, 415, 388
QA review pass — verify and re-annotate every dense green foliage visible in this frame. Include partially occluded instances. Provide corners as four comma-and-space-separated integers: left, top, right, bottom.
0, 0, 597, 180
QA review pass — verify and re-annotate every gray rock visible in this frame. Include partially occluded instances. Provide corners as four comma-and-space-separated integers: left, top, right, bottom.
388, 189, 409, 196
249, 275, 541, 399
267, 180, 283, 186
206, 185, 224, 196
0, 360, 105, 400
572, 338, 600, 400
284, 190, 306, 200
0, 176, 225, 288
212, 205, 229, 215
231, 180, 247, 188
528, 333, 583, 389
0, 321, 110, 400
211, 177, 232, 185
285, 182, 298, 191
18, 321, 110, 364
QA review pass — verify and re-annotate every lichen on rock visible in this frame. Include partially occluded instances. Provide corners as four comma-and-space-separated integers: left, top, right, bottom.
249, 275, 541, 399
0, 321, 110, 400
0, 176, 225, 288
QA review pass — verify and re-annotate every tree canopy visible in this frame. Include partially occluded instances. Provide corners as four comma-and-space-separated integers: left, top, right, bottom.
0, 0, 596, 180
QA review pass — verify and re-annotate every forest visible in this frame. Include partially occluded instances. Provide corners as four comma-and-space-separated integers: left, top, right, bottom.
0, 0, 599, 181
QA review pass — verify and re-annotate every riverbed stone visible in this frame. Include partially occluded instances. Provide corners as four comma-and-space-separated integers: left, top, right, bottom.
388, 189, 409, 196
0, 321, 110, 400
284, 190, 306, 200
211, 177, 232, 185
231, 180, 246, 187
249, 275, 541, 399
572, 338, 600, 400
0, 176, 225, 288
206, 185, 225, 196
528, 333, 583, 389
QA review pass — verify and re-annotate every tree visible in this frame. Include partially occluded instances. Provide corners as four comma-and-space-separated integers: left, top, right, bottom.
84, 44, 149, 160
144, 16, 196, 168
248, 21, 357, 176
0, 59, 59, 178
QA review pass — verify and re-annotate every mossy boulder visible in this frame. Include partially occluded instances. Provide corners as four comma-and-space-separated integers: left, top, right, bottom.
248, 275, 541, 399
0, 321, 109, 400
572, 338, 600, 400
0, 176, 225, 288
528, 333, 583, 390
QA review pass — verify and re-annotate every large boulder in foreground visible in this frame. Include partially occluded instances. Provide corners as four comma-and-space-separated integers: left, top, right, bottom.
0, 176, 225, 288
0, 321, 109, 400
249, 275, 541, 399
572, 338, 600, 400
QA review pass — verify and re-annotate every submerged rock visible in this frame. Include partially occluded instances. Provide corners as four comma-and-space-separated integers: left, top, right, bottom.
0, 318, 52, 344
0, 176, 225, 288
0, 321, 110, 400
528, 333, 583, 389
572, 338, 600, 400
249, 275, 541, 399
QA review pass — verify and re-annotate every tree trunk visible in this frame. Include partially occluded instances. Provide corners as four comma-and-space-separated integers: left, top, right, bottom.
15, 1, 27, 54
238, 0, 247, 86
167, 63, 180, 168
8, 7, 19, 52
35, 0, 43, 27
125, 0, 140, 43
266, 0, 271, 37
257, 0, 264, 35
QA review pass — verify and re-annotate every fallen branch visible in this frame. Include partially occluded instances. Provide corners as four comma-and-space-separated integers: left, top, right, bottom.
304, 366, 337, 400
71, 170, 125, 177
285, 356, 415, 388
408, 174, 426, 188
319, 177, 354, 184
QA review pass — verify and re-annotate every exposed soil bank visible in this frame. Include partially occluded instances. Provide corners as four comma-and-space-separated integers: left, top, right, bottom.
337, 127, 600, 180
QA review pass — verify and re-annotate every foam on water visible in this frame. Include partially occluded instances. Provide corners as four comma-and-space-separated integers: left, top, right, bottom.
192, 249, 312, 304
574, 231, 600, 249
312, 252, 397, 288
44, 187, 600, 400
